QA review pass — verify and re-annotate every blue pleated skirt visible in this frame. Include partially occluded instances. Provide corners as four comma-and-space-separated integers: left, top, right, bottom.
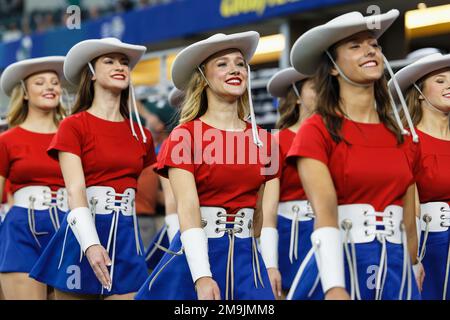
135, 231, 275, 300
0, 205, 66, 273
420, 229, 450, 300
289, 240, 421, 300
144, 225, 170, 271
29, 211, 149, 296
277, 215, 314, 291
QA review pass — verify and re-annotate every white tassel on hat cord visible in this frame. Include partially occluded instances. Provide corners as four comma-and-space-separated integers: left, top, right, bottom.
383, 55, 419, 143
88, 62, 146, 143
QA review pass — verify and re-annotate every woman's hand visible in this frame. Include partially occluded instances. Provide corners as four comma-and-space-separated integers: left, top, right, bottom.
267, 268, 282, 299
413, 261, 425, 292
325, 287, 351, 300
195, 277, 221, 300
86, 244, 112, 290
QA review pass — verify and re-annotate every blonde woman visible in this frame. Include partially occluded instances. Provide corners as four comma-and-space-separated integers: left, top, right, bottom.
261, 68, 316, 298
136, 31, 280, 300
390, 53, 450, 299
29, 38, 156, 300
0, 57, 68, 300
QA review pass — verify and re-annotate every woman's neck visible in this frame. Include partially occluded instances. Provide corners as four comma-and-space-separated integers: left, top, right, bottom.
21, 105, 58, 133
339, 82, 379, 123
89, 86, 124, 121
201, 91, 245, 130
418, 105, 450, 140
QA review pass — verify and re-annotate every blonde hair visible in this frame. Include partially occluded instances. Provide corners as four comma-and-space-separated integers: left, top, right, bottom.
7, 82, 66, 127
179, 67, 250, 124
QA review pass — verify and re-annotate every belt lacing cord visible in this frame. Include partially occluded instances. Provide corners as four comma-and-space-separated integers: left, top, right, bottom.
419, 214, 431, 262
43, 190, 63, 231
27, 196, 48, 248
341, 219, 362, 300
285, 245, 317, 300
288, 203, 314, 264
145, 224, 169, 262
441, 206, 450, 300
398, 222, 412, 300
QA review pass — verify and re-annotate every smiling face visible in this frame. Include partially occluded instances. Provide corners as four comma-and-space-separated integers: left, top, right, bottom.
420, 67, 450, 113
24, 71, 61, 110
92, 53, 130, 93
202, 49, 248, 101
331, 31, 384, 85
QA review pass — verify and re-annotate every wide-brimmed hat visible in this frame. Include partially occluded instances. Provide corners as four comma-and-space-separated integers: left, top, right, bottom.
64, 37, 146, 85
1, 56, 65, 96
171, 31, 259, 90
388, 53, 450, 97
168, 87, 185, 108
290, 9, 399, 75
266, 67, 310, 98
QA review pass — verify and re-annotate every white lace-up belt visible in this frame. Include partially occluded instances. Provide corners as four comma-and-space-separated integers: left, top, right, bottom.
420, 202, 450, 232
278, 200, 314, 221
13, 186, 68, 247
337, 204, 412, 300
200, 207, 254, 239
14, 186, 68, 211
58, 186, 142, 295
418, 202, 450, 300
338, 204, 404, 244
149, 206, 265, 301
278, 200, 315, 264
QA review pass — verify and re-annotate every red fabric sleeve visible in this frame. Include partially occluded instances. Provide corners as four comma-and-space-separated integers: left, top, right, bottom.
155, 125, 195, 178
286, 115, 332, 166
47, 116, 83, 159
143, 129, 157, 168
0, 137, 9, 177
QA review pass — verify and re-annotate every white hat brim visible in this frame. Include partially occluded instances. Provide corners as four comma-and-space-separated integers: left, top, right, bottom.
1, 56, 65, 96
171, 31, 259, 90
64, 38, 146, 85
266, 67, 310, 98
291, 9, 399, 76
168, 87, 185, 108
388, 53, 450, 97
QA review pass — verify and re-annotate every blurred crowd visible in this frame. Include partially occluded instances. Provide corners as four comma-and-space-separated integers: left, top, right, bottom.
0, 0, 176, 42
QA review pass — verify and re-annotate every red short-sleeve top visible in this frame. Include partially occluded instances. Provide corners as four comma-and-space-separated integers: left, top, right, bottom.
287, 114, 419, 211
48, 111, 156, 193
275, 128, 306, 202
156, 119, 281, 213
415, 129, 450, 205
0, 127, 64, 193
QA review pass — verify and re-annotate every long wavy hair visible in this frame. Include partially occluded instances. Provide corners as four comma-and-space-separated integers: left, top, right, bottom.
314, 45, 404, 144
71, 58, 130, 118
7, 80, 66, 127
275, 81, 306, 130
179, 66, 250, 124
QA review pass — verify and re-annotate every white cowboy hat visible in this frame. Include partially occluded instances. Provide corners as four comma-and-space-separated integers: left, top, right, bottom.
64, 37, 146, 85
0, 56, 65, 96
290, 9, 399, 76
266, 67, 309, 98
168, 87, 185, 108
171, 31, 260, 90
388, 53, 450, 97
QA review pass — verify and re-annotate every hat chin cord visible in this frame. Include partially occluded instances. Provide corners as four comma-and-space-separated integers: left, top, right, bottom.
325, 51, 419, 143
413, 83, 450, 117
197, 65, 263, 148
87, 62, 147, 143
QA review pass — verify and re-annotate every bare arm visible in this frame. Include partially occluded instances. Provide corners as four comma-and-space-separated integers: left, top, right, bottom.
0, 176, 5, 202
403, 183, 418, 264
160, 176, 177, 215
261, 178, 279, 229
59, 151, 111, 289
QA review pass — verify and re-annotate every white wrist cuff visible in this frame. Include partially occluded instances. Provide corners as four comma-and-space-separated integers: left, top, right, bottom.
311, 227, 345, 293
180, 228, 212, 283
412, 262, 421, 278
67, 207, 101, 253
260, 227, 279, 269
165, 213, 180, 243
